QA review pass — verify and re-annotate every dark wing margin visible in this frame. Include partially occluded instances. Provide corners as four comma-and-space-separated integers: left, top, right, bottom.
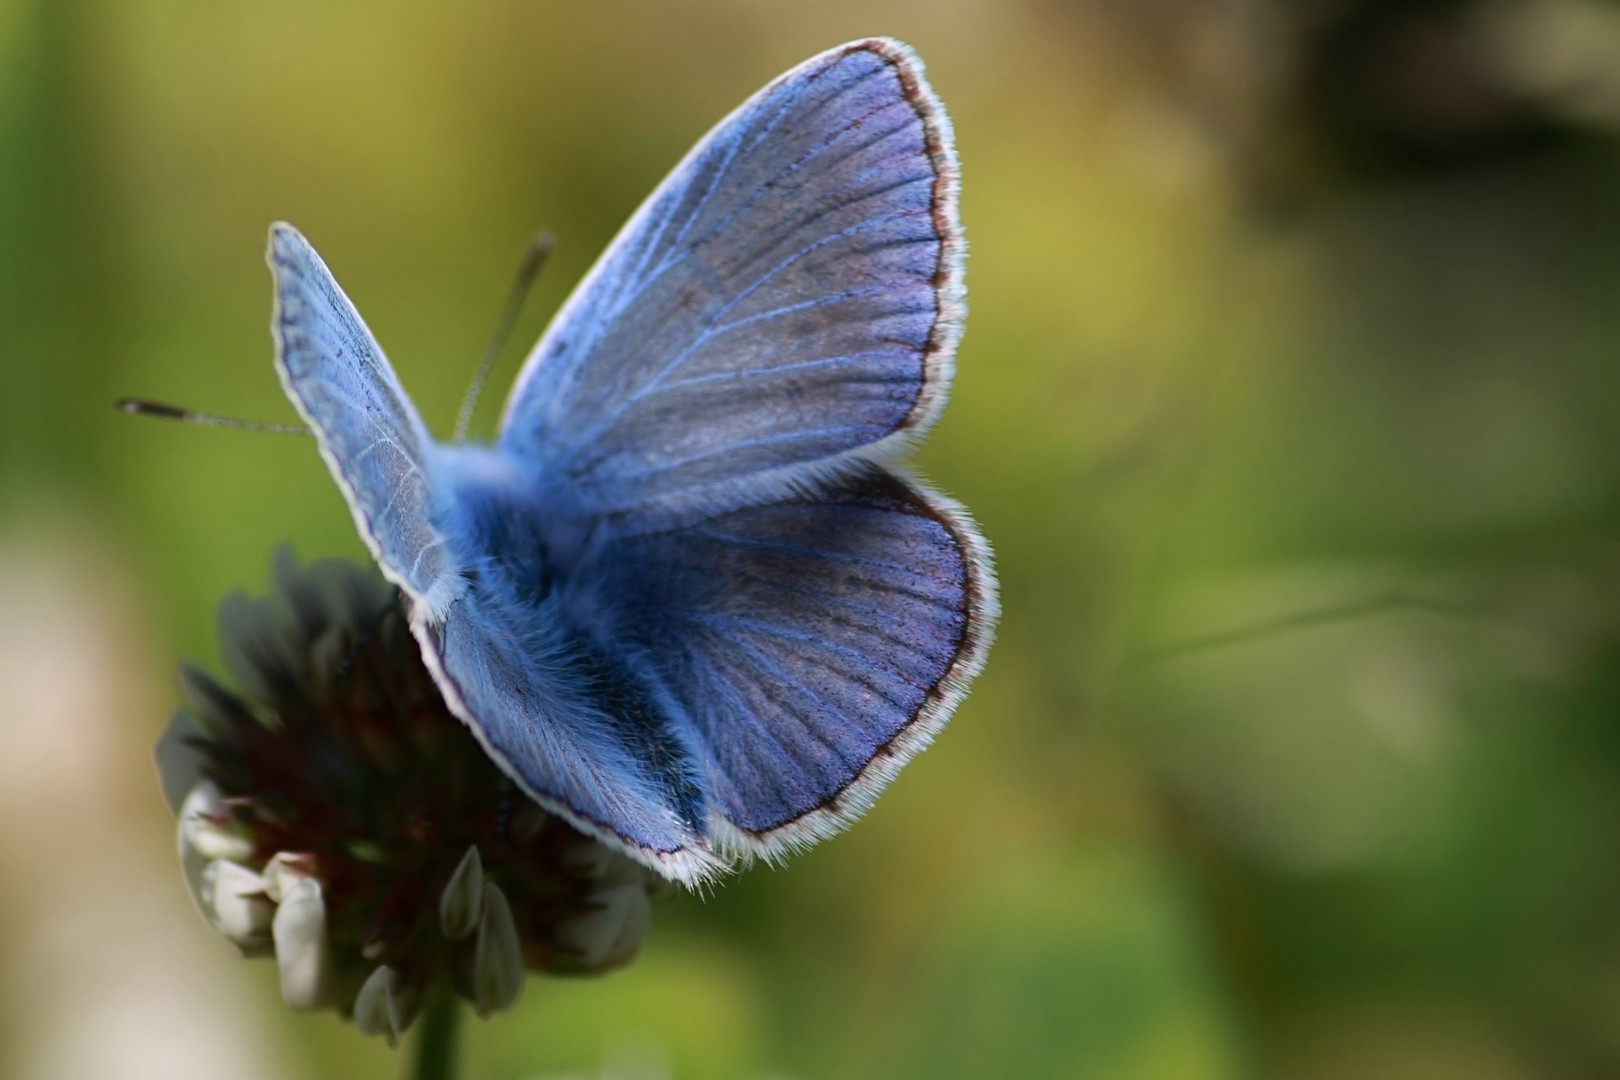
267, 223, 460, 619
496, 38, 966, 522
594, 465, 997, 862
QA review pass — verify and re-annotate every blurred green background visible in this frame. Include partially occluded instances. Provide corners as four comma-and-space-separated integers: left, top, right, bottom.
5, 1, 1620, 1077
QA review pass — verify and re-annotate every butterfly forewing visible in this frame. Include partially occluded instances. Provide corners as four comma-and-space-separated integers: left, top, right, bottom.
268, 224, 458, 615
498, 39, 964, 521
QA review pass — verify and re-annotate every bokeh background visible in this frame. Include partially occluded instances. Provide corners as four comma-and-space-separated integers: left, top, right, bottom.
5, 1, 1620, 1077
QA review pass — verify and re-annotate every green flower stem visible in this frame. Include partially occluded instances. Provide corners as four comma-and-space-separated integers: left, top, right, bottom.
406, 987, 461, 1080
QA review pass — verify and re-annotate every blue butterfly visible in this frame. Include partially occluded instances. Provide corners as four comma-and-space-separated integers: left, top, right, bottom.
267, 38, 996, 885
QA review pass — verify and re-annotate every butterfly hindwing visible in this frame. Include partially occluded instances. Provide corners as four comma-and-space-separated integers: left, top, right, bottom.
591, 465, 995, 860
268, 224, 459, 617
497, 39, 964, 520
413, 577, 721, 884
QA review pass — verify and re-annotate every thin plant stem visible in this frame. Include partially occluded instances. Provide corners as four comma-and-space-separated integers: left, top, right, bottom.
407, 987, 462, 1080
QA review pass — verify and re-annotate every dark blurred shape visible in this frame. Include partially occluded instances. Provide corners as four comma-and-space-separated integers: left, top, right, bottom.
1299, 0, 1583, 180
1080, 0, 1620, 204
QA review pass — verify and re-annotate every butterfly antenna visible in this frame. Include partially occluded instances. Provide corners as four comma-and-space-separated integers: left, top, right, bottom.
116, 398, 310, 435
453, 229, 555, 442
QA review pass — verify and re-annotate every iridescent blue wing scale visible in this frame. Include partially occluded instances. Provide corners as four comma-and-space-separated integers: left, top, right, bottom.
267, 224, 460, 618
498, 38, 965, 522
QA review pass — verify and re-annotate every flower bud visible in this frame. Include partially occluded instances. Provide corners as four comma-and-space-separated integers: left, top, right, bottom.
179, 781, 254, 864
472, 883, 524, 1017
261, 852, 317, 904
354, 965, 412, 1047
439, 846, 484, 941
199, 860, 273, 949
272, 876, 329, 1009
558, 883, 654, 969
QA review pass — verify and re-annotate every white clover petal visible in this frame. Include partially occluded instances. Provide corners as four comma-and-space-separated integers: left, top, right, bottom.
272, 876, 329, 1009
261, 851, 316, 904
191, 826, 255, 864
472, 883, 524, 1017
199, 860, 273, 947
177, 822, 211, 922
178, 780, 255, 864
439, 845, 484, 941
176, 780, 222, 846
354, 965, 406, 1047
557, 883, 651, 968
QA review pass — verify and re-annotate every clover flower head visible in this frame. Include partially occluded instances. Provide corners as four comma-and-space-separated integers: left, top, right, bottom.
157, 550, 667, 1043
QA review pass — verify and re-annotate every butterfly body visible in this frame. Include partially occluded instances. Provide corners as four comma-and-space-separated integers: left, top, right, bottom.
430, 443, 581, 595
269, 38, 996, 885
